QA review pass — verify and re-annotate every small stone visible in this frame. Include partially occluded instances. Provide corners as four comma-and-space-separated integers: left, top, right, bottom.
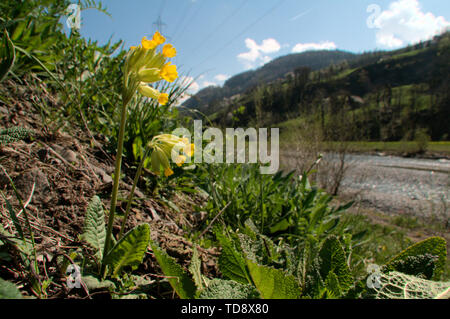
61, 149, 78, 163
14, 168, 50, 203
91, 165, 113, 184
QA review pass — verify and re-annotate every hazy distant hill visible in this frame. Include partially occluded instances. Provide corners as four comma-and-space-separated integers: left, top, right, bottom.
183, 50, 358, 113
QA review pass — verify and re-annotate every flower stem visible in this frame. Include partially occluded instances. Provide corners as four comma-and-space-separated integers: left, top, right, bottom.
101, 98, 129, 275
118, 146, 150, 239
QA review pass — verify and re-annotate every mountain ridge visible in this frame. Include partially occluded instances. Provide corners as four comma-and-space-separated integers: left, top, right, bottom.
183, 49, 359, 113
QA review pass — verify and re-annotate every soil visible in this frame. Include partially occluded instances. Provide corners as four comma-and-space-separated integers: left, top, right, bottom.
0, 78, 219, 299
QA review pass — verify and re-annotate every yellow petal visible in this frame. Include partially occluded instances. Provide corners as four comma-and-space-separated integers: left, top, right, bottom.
175, 155, 186, 167
164, 167, 174, 177
162, 44, 177, 58
152, 31, 166, 45
158, 93, 169, 105
141, 36, 157, 50
160, 62, 178, 82
184, 143, 195, 157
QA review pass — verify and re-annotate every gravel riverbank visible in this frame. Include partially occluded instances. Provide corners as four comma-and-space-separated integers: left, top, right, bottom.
337, 154, 449, 220
281, 151, 450, 220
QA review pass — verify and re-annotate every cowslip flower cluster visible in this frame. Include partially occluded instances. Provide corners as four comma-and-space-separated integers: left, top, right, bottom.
123, 31, 178, 105
148, 134, 195, 177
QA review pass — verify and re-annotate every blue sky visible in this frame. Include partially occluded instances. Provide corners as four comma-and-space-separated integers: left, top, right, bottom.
67, 0, 450, 96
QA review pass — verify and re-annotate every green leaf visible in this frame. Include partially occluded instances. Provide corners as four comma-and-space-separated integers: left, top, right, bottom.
198, 279, 260, 299
82, 275, 116, 291
104, 224, 150, 278
383, 237, 447, 280
215, 230, 250, 285
269, 218, 290, 234
247, 260, 301, 299
0, 278, 23, 299
318, 236, 353, 292
0, 190, 23, 239
324, 271, 342, 298
0, 29, 16, 83
189, 245, 204, 290
81, 196, 106, 262
149, 240, 196, 299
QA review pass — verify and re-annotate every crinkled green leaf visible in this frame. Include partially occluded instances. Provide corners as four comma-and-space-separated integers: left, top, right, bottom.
81, 196, 106, 261
0, 278, 23, 299
150, 240, 196, 299
189, 245, 205, 290
82, 275, 116, 291
247, 260, 301, 299
324, 271, 342, 298
104, 224, 150, 277
383, 237, 447, 280
318, 236, 353, 292
198, 279, 260, 299
215, 231, 250, 285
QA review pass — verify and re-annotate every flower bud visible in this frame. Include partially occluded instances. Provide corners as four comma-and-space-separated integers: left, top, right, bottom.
138, 68, 161, 83
137, 84, 160, 99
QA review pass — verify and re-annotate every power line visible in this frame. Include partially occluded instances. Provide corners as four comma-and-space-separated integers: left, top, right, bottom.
174, 0, 208, 43
192, 0, 287, 71
157, 0, 166, 17
192, 0, 250, 53
171, 1, 194, 40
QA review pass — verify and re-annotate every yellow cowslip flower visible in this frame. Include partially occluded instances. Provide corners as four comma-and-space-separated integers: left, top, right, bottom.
152, 31, 166, 45
149, 134, 186, 177
160, 62, 178, 82
175, 155, 186, 167
149, 134, 191, 176
162, 44, 177, 58
150, 145, 169, 175
141, 36, 158, 50
124, 32, 177, 105
137, 84, 167, 105
164, 167, 174, 177
158, 93, 169, 105
184, 143, 195, 157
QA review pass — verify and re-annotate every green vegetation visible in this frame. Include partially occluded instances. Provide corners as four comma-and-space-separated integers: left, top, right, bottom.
0, 0, 448, 300
300, 141, 450, 156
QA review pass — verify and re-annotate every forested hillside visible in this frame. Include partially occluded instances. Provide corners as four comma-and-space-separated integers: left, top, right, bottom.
204, 32, 450, 142
183, 50, 357, 114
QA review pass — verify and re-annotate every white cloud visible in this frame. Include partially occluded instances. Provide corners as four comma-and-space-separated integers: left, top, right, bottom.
175, 74, 232, 105
201, 81, 218, 88
214, 74, 230, 83
291, 41, 337, 53
180, 76, 199, 94
237, 38, 281, 69
373, 0, 450, 48
175, 76, 199, 105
